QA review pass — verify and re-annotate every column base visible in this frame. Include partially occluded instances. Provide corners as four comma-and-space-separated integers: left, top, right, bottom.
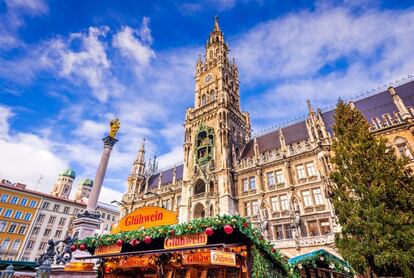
72, 211, 102, 239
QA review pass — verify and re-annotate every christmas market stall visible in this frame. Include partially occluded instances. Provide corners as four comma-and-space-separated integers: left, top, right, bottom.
288, 249, 353, 278
71, 207, 290, 278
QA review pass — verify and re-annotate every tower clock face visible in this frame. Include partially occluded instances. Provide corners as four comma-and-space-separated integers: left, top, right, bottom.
204, 74, 213, 84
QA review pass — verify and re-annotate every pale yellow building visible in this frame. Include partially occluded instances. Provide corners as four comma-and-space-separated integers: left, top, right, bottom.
0, 170, 120, 261
0, 181, 42, 260
120, 17, 414, 258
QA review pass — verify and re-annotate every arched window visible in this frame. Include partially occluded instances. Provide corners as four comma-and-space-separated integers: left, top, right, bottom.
194, 180, 206, 195
193, 203, 205, 219
210, 205, 214, 217
394, 137, 414, 159
209, 50, 213, 59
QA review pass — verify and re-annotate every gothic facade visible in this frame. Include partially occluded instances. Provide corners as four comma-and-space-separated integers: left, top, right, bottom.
120, 18, 414, 257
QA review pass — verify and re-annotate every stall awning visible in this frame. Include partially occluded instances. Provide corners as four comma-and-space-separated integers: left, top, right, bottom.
288, 249, 353, 276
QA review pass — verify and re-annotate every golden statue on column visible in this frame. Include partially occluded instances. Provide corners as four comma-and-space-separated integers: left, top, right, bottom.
109, 119, 121, 139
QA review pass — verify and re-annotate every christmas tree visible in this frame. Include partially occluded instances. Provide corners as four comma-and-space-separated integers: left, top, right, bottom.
330, 100, 414, 277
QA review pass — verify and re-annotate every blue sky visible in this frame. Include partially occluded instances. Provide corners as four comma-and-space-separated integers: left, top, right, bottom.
1, 0, 414, 203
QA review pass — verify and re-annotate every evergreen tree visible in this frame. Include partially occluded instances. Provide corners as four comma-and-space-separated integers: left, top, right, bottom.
330, 100, 414, 277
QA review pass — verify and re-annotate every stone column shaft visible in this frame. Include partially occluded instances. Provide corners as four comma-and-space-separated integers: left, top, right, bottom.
87, 136, 117, 212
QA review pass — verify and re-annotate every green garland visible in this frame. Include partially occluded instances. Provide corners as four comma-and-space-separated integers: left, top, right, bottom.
76, 215, 290, 275
289, 250, 353, 277
252, 246, 285, 278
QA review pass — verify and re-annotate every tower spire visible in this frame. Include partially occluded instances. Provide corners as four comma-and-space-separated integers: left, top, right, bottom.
214, 15, 220, 32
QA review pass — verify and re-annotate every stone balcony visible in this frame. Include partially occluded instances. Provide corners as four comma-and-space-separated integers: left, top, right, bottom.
272, 232, 336, 249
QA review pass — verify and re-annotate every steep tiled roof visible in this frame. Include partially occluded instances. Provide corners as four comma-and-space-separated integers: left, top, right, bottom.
240, 121, 308, 159
146, 164, 184, 189
241, 80, 414, 159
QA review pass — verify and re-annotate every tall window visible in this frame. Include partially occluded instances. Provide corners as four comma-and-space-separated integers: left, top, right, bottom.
11, 240, 20, 251
280, 195, 289, 211
59, 218, 66, 226
243, 179, 249, 192
10, 196, 18, 204
271, 197, 279, 212
0, 221, 6, 232
320, 219, 331, 234
162, 199, 172, 210
306, 162, 317, 176
244, 202, 251, 216
14, 211, 22, 219
44, 228, 51, 236
32, 227, 39, 235
274, 225, 283, 240
267, 172, 275, 187
42, 202, 50, 210
313, 188, 324, 205
302, 190, 313, 207
397, 142, 414, 159
4, 209, 12, 218
1, 238, 10, 250
252, 201, 259, 215
284, 224, 293, 239
29, 200, 37, 208
26, 241, 35, 250
249, 177, 256, 190
37, 214, 45, 223
48, 216, 56, 224
8, 223, 17, 233
296, 165, 306, 179
201, 94, 207, 106
275, 170, 285, 184
39, 242, 47, 250
18, 226, 26, 234
63, 206, 70, 214
1, 194, 9, 202
20, 198, 27, 206
24, 213, 32, 221
308, 220, 319, 236
53, 204, 60, 212
55, 230, 62, 238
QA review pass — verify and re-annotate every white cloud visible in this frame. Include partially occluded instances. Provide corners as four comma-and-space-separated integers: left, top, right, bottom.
113, 20, 155, 77
98, 186, 124, 204
0, 106, 68, 193
47, 26, 124, 102
73, 120, 107, 140
5, 0, 48, 16
156, 145, 184, 169
0, 106, 12, 140
232, 7, 414, 121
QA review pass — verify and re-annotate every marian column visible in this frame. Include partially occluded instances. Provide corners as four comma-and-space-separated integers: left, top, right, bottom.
73, 119, 120, 239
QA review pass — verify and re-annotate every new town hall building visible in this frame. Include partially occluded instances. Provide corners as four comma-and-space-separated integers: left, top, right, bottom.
120, 18, 414, 257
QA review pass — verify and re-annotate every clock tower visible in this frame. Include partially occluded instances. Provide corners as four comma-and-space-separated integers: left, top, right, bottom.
179, 17, 251, 222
